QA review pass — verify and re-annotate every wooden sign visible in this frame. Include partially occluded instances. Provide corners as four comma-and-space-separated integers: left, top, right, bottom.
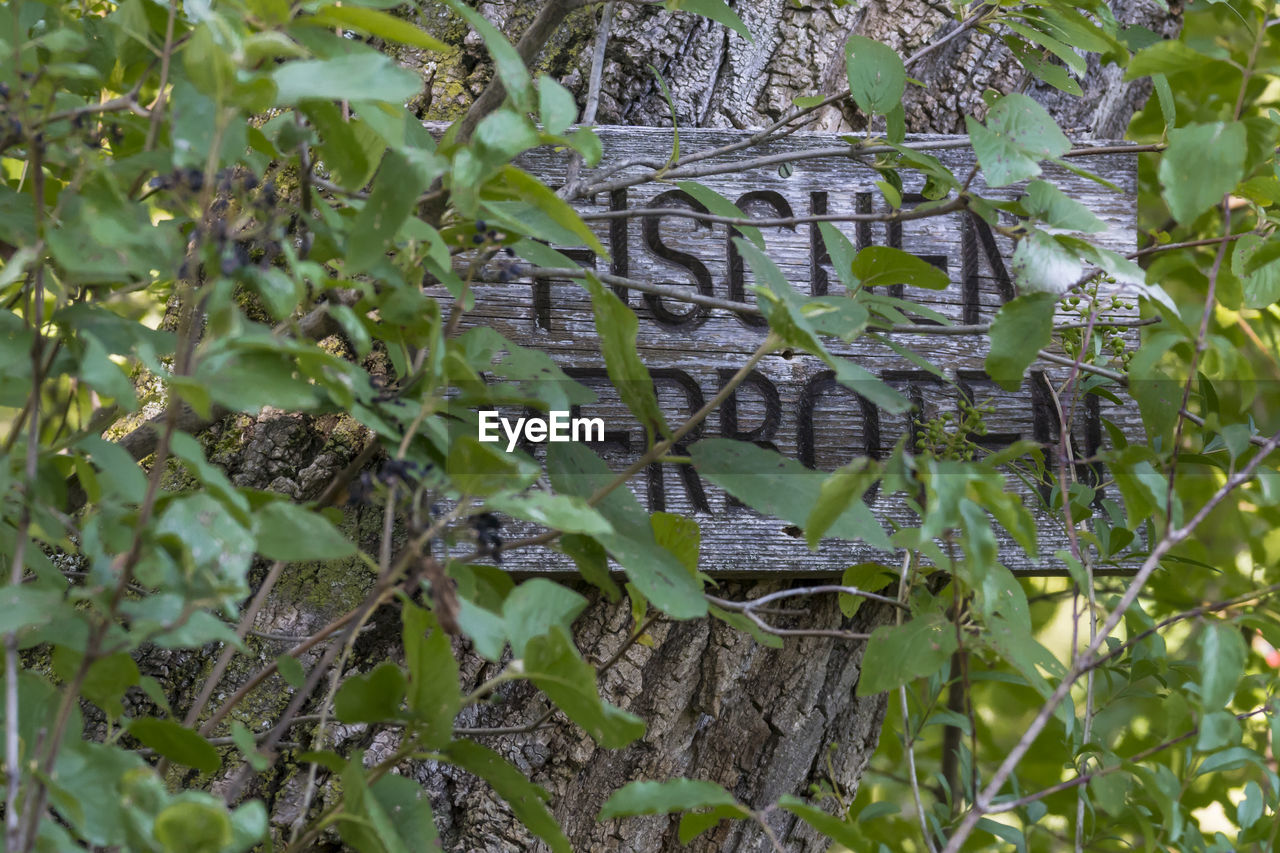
442, 126, 1139, 576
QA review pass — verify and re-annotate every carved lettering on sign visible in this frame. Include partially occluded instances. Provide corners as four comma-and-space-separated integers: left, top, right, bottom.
439, 127, 1141, 576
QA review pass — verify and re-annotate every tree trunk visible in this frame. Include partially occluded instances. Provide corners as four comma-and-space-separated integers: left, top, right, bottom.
136, 2, 1175, 850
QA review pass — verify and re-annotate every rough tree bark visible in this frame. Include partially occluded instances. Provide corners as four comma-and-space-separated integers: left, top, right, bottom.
123, 2, 1176, 851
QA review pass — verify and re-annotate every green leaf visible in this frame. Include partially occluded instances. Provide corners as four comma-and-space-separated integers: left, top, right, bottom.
333, 661, 407, 723
735, 237, 908, 412
128, 718, 222, 773
1200, 621, 1246, 709
446, 740, 570, 853
838, 563, 896, 618
155, 491, 254, 596
851, 246, 949, 290
0, 586, 67, 634
817, 222, 860, 291
524, 627, 646, 748
707, 605, 784, 648
77, 435, 148, 505
503, 579, 589, 658
310, 5, 448, 51
538, 75, 578, 136
649, 63, 680, 164
1158, 122, 1246, 225
473, 109, 541, 165
968, 477, 1038, 556
1232, 233, 1280, 309
370, 774, 443, 852
985, 293, 1056, 391
805, 458, 877, 549
651, 512, 700, 575
778, 795, 864, 849
276, 655, 307, 689
153, 799, 233, 853
347, 148, 437, 274
982, 614, 1072, 727
560, 533, 619, 601
401, 601, 461, 747
668, 0, 752, 41
1002, 20, 1085, 74
675, 180, 763, 248
844, 35, 906, 116
875, 178, 902, 208
338, 752, 412, 853
45, 740, 141, 846
857, 613, 958, 695
582, 271, 669, 441
488, 491, 613, 537
1010, 231, 1082, 295
1125, 39, 1215, 80
1022, 180, 1105, 233
1238, 781, 1264, 829
456, 598, 508, 661
1195, 710, 1242, 752
1009, 41, 1082, 96
600, 778, 745, 819
446, 434, 538, 496
272, 53, 424, 104
79, 334, 137, 409
1152, 72, 1175, 132
967, 93, 1070, 188
231, 722, 270, 772
546, 443, 706, 619
792, 95, 828, 108
976, 817, 1025, 851
502, 166, 605, 256
254, 501, 355, 561
1195, 746, 1269, 777
678, 805, 754, 843
690, 438, 891, 549
302, 100, 381, 192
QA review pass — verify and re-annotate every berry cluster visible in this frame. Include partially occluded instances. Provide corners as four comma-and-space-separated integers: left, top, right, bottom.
1061, 282, 1135, 368
471, 512, 503, 563
915, 398, 995, 461
346, 459, 431, 506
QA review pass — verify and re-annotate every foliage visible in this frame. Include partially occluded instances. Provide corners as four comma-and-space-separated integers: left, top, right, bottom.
0, 0, 1279, 851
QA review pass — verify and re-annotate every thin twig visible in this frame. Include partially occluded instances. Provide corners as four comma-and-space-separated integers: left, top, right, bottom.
941, 428, 1280, 852
577, 196, 965, 227
561, 0, 615, 198
988, 706, 1271, 815
6, 134, 46, 853
143, 0, 179, 152
902, 685, 939, 853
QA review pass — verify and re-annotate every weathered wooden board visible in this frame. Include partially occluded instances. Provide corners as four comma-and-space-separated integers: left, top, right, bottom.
436, 126, 1141, 576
